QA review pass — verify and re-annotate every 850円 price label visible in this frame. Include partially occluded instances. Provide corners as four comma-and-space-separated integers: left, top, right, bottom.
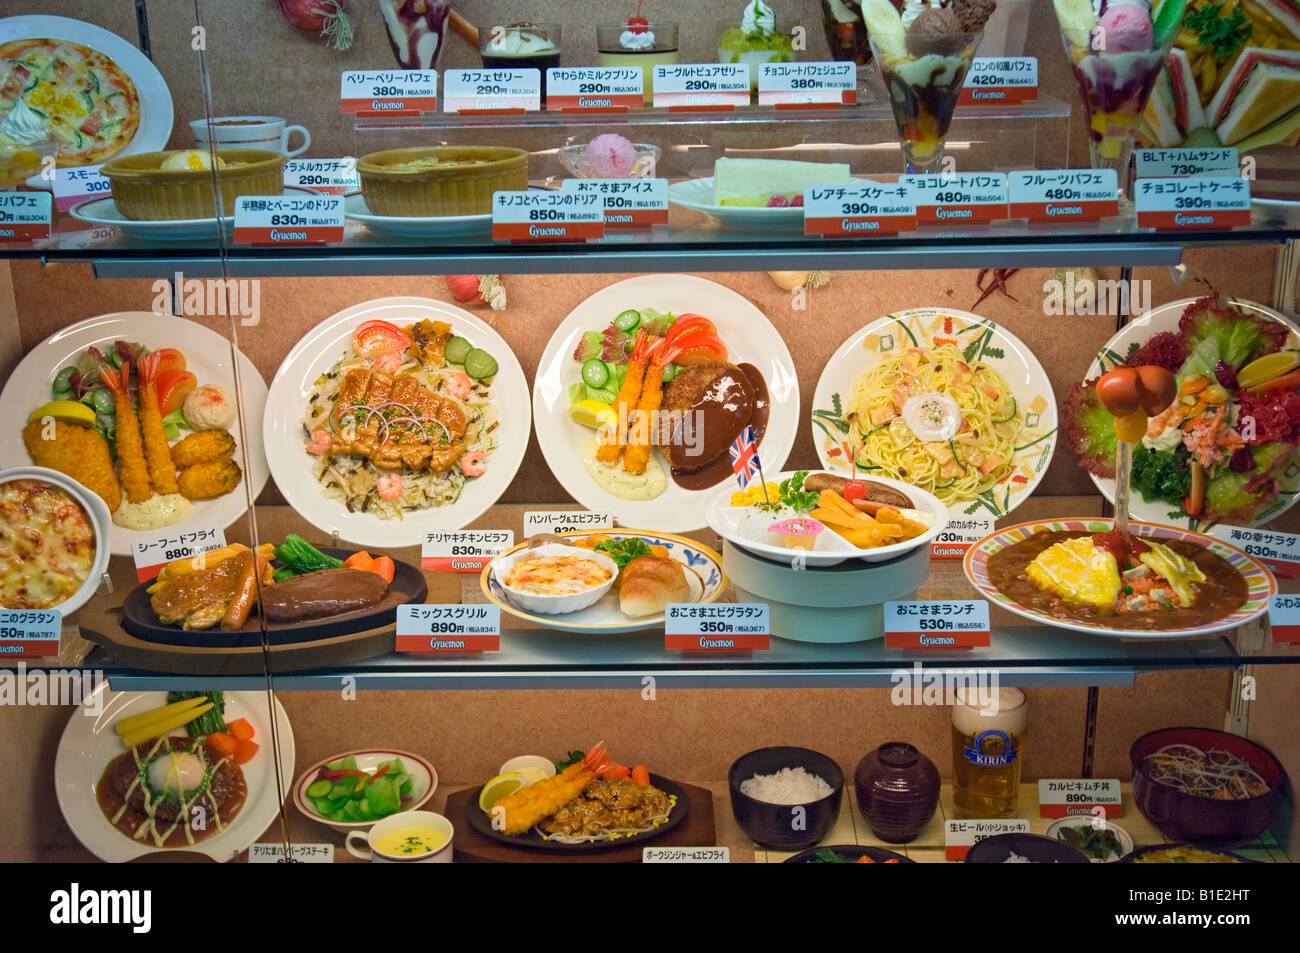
492, 189, 604, 242
396, 604, 500, 653
664, 603, 769, 652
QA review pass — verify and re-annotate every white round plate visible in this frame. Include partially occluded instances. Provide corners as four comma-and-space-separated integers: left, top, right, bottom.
293, 747, 437, 833
54, 686, 294, 863
263, 296, 530, 548
706, 469, 949, 567
1083, 296, 1300, 530
481, 529, 727, 634
0, 311, 270, 556
533, 274, 799, 531
0, 14, 174, 186
667, 177, 805, 229
70, 188, 316, 241
343, 193, 492, 238
811, 307, 1058, 520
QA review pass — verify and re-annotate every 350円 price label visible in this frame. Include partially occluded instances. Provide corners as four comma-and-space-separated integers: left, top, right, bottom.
664, 603, 769, 652
883, 600, 990, 649
421, 530, 514, 573
396, 604, 500, 653
132, 526, 227, 582
945, 818, 1030, 860
0, 609, 61, 658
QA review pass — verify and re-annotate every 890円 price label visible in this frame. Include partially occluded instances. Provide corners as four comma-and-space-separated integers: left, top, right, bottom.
396, 604, 500, 653
664, 603, 769, 652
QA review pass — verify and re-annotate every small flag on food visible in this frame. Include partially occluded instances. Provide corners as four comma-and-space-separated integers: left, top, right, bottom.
728, 424, 762, 490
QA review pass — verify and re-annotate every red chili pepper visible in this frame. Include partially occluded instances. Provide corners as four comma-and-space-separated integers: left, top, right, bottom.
366, 764, 390, 785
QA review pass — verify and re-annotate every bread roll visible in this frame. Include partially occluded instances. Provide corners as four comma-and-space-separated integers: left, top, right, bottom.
618, 556, 691, 618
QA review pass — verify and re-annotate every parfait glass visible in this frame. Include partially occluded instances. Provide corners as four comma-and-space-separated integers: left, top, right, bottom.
869, 29, 984, 174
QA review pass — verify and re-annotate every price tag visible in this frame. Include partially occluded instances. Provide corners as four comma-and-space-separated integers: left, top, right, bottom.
1136, 147, 1239, 179
757, 61, 856, 107
421, 530, 514, 573
51, 165, 111, 213
523, 511, 614, 539
1267, 594, 1300, 644
396, 603, 500, 653
561, 178, 668, 228
664, 603, 769, 652
642, 847, 731, 863
959, 56, 1038, 106
0, 191, 52, 241
652, 63, 749, 110
546, 66, 643, 112
944, 819, 1031, 860
132, 527, 228, 583
249, 843, 335, 863
492, 189, 604, 241
1134, 175, 1251, 230
903, 172, 1008, 226
1008, 169, 1118, 222
339, 69, 438, 115
804, 181, 916, 236
283, 158, 360, 195
1209, 525, 1300, 579
883, 600, 990, 649
232, 194, 344, 245
931, 514, 993, 559
443, 68, 539, 114
0, 608, 61, 658
1038, 779, 1123, 818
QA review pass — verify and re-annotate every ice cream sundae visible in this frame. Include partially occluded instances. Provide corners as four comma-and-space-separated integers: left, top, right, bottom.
559, 134, 660, 178
717, 1, 798, 90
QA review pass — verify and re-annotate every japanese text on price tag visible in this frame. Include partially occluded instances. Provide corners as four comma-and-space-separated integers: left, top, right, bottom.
284, 158, 360, 195
804, 181, 916, 236
758, 61, 855, 107
959, 57, 1038, 105
664, 603, 769, 652
1136, 147, 1239, 179
930, 514, 993, 559
1210, 525, 1300, 580
547, 66, 642, 111
523, 511, 614, 538
492, 189, 604, 241
561, 178, 668, 228
1038, 779, 1123, 818
0, 608, 61, 658
652, 63, 749, 110
51, 166, 111, 213
945, 818, 1031, 860
132, 527, 228, 583
1008, 169, 1118, 222
643, 847, 730, 863
339, 70, 438, 115
421, 530, 514, 573
250, 843, 335, 863
232, 194, 344, 244
884, 600, 991, 649
396, 603, 501, 653
0, 191, 52, 241
903, 173, 1008, 226
443, 68, 539, 114
1134, 175, 1251, 230
1267, 594, 1300, 644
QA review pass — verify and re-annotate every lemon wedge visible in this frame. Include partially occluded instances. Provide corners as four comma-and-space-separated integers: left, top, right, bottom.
1237, 351, 1299, 390
569, 399, 617, 431
29, 400, 96, 427
477, 772, 525, 813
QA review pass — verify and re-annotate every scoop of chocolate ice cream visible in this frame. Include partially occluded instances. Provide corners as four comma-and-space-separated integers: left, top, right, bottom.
953, 0, 997, 32
906, 6, 965, 55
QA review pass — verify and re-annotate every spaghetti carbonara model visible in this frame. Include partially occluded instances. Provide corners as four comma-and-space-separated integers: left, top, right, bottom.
845, 344, 1022, 505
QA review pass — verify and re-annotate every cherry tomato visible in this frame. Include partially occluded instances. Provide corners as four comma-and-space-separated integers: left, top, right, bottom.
842, 481, 867, 502
352, 319, 411, 358
1113, 408, 1148, 444
1096, 367, 1141, 417
1136, 365, 1176, 415
155, 369, 198, 417
149, 347, 187, 374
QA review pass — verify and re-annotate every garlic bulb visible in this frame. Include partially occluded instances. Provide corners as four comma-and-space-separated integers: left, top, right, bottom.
768, 270, 830, 291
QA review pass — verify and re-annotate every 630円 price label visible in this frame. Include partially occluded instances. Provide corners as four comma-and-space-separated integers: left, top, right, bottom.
652, 63, 749, 110
757, 61, 855, 107
664, 603, 769, 652
0, 191, 51, 241
1134, 176, 1251, 230
396, 604, 500, 653
1038, 779, 1123, 818
804, 181, 916, 236
421, 530, 514, 573
547, 66, 642, 111
959, 57, 1038, 105
1210, 524, 1300, 580
0, 609, 61, 658
232, 194, 344, 244
132, 527, 228, 583
492, 189, 603, 242
339, 69, 437, 115
1008, 169, 1118, 222
883, 600, 990, 649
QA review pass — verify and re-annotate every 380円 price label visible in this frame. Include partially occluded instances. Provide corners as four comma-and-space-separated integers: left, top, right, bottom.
546, 66, 642, 111
1136, 147, 1239, 179
232, 194, 344, 244
652, 63, 749, 110
1134, 175, 1251, 230
1008, 169, 1118, 222
1210, 524, 1300, 580
959, 56, 1038, 105
945, 818, 1030, 860
132, 527, 228, 583
492, 189, 604, 241
421, 530, 514, 573
1267, 594, 1300, 644
664, 603, 769, 652
283, 158, 360, 195
0, 609, 61, 658
561, 178, 668, 228
443, 68, 540, 114
804, 181, 916, 236
523, 511, 614, 538
903, 173, 1008, 226
0, 191, 51, 241
883, 600, 990, 649
757, 61, 855, 107
396, 604, 500, 653
339, 69, 438, 115
1038, 779, 1122, 818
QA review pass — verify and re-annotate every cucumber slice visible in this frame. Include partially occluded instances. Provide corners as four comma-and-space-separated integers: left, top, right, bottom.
613, 309, 642, 332
444, 335, 471, 364
581, 358, 610, 389
464, 348, 499, 380
305, 779, 332, 799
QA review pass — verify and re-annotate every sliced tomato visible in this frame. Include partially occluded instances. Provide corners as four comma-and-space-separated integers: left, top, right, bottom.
155, 369, 198, 416
149, 347, 187, 374
352, 320, 411, 358
669, 332, 728, 366
662, 314, 717, 349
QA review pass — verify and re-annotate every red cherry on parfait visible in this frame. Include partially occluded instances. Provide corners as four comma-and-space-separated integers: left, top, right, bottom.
627, 0, 649, 33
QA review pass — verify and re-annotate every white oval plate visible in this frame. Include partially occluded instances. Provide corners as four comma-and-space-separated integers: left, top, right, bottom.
293, 747, 437, 834
0, 311, 269, 555
70, 188, 316, 241
343, 193, 492, 239
54, 687, 294, 863
481, 529, 727, 634
667, 177, 805, 229
263, 296, 530, 548
0, 14, 174, 185
1083, 296, 1300, 529
533, 274, 799, 531
706, 469, 949, 567
811, 307, 1058, 520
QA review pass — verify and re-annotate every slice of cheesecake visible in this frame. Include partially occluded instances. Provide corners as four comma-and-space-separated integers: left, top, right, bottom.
713, 157, 852, 207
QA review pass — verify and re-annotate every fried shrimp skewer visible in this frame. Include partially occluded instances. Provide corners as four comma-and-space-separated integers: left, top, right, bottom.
597, 330, 655, 466
137, 352, 179, 495
100, 359, 152, 503
622, 342, 679, 477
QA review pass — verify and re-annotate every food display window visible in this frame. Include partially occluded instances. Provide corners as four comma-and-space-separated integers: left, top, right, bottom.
0, 0, 1297, 901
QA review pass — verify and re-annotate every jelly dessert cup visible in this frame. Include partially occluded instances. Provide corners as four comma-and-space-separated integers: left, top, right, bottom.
597, 22, 680, 105
479, 23, 562, 100
716, 19, 798, 90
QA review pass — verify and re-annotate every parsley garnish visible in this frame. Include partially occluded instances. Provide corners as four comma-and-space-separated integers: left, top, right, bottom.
1187, 3, 1251, 58
778, 470, 821, 513
594, 537, 653, 568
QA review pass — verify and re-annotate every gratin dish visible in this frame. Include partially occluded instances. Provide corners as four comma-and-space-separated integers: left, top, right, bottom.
489, 543, 619, 615
357, 146, 529, 217
100, 148, 285, 220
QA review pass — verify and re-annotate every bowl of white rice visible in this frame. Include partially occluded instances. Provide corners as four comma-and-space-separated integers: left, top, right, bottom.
729, 746, 845, 850
964, 832, 1090, 864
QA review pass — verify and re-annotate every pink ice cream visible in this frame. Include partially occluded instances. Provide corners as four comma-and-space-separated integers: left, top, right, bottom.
583, 134, 638, 177
1095, 1, 1154, 54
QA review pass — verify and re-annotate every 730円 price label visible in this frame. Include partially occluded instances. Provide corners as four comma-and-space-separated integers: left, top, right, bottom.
1136, 147, 1239, 179
396, 604, 500, 653
421, 530, 514, 573
883, 600, 990, 649
664, 603, 769, 652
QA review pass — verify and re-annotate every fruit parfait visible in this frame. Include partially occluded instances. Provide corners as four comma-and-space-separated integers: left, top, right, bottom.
821, 0, 874, 69
862, 0, 997, 173
717, 0, 799, 91
1054, 0, 1187, 192
597, 6, 680, 105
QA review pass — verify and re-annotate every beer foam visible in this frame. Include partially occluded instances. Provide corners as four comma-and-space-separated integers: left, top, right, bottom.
952, 685, 1026, 736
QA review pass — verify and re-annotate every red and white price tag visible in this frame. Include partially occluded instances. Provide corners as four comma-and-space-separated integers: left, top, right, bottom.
546, 66, 642, 112
804, 181, 916, 236
283, 158, 360, 195
443, 68, 539, 114
1136, 147, 1239, 178
396, 604, 500, 653
339, 69, 438, 116
523, 511, 614, 539
250, 843, 334, 863
51, 165, 111, 213
944, 819, 1031, 860
561, 178, 668, 228
1267, 595, 1300, 644
1210, 525, 1300, 580
1038, 779, 1123, 818
904, 172, 1008, 226
492, 189, 604, 241
232, 194, 344, 245
883, 600, 990, 649
930, 514, 994, 560
665, 603, 769, 652
1134, 175, 1251, 230
0, 190, 52, 241
132, 527, 228, 583
758, 61, 855, 107
1008, 169, 1118, 222
421, 530, 514, 574
0, 608, 61, 658
652, 63, 749, 110
959, 56, 1038, 106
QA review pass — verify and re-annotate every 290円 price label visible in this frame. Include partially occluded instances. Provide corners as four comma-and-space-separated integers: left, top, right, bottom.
396, 604, 500, 653
664, 603, 769, 652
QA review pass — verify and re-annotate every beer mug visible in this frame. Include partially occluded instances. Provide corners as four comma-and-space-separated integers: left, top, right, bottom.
951, 686, 1027, 818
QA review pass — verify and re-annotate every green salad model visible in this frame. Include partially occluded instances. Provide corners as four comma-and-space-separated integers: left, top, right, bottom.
304, 755, 417, 823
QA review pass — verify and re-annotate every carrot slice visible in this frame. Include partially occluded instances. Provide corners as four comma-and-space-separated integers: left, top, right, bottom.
227, 717, 255, 742
631, 765, 650, 787
371, 556, 395, 584
343, 551, 375, 572
207, 731, 239, 757
234, 739, 260, 764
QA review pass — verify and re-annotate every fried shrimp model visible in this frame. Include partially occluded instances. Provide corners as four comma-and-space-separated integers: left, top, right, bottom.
490, 741, 611, 835
100, 359, 151, 504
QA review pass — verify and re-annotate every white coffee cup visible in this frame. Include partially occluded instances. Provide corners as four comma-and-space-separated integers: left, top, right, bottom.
191, 115, 310, 157
345, 810, 454, 863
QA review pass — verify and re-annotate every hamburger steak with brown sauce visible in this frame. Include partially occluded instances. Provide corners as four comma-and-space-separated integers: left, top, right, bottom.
661, 361, 770, 490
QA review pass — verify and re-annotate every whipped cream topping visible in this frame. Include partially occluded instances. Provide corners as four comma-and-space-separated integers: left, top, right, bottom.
0, 98, 49, 145
620, 29, 656, 49
489, 25, 558, 56
742, 0, 776, 35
